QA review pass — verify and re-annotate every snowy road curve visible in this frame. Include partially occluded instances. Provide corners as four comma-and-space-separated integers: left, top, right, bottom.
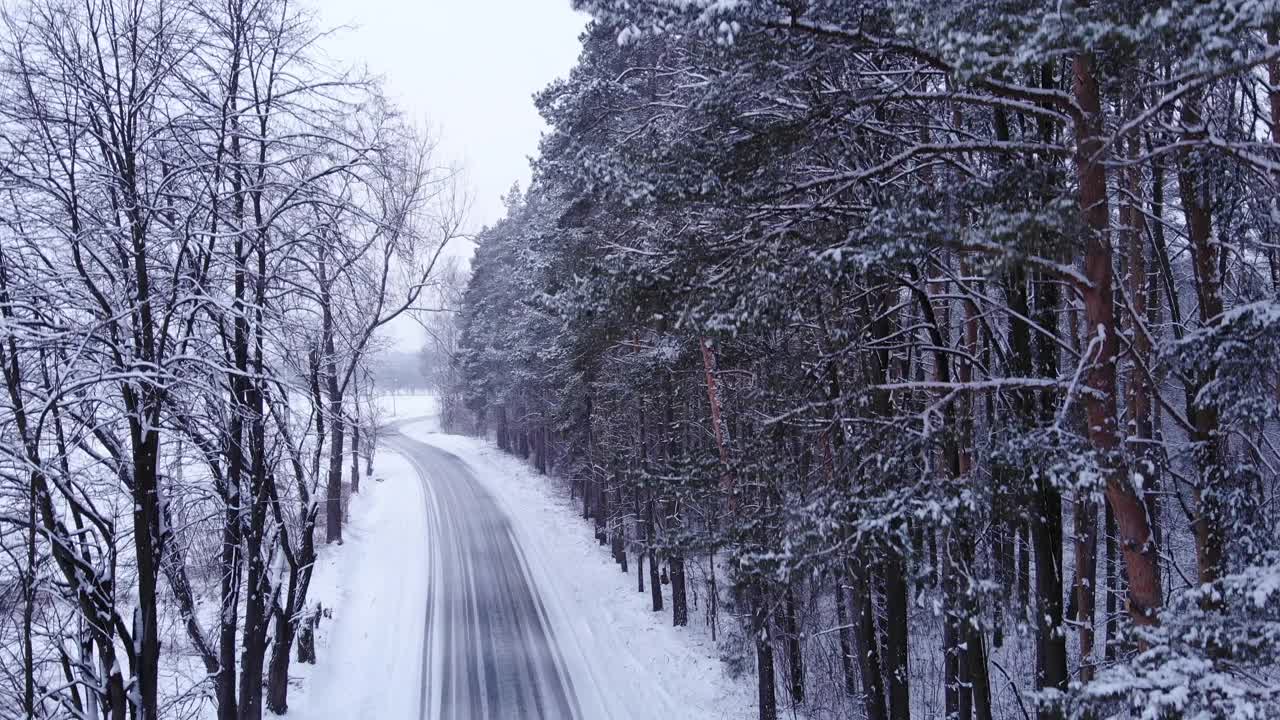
386, 430, 581, 720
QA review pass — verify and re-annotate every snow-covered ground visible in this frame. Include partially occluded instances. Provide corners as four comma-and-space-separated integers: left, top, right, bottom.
287, 393, 756, 719
285, 450, 430, 719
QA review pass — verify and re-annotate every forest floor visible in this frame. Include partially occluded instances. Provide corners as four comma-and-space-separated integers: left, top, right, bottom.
285, 394, 758, 719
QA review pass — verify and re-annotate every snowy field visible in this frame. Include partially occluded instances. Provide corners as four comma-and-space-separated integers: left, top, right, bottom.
285, 393, 757, 719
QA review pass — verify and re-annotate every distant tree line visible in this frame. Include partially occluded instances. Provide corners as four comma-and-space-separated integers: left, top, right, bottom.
0, 0, 458, 717
454, 2, 1280, 719
418, 257, 471, 430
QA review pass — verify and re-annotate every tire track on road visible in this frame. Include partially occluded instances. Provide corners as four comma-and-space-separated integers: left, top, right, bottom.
387, 431, 580, 720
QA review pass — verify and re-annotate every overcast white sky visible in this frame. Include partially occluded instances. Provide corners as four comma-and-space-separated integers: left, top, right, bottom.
315, 0, 588, 234
312, 0, 588, 351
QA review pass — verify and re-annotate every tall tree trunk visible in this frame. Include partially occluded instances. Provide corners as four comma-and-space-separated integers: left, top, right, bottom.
611, 471, 627, 571
755, 584, 778, 720
648, 495, 663, 612
815, 301, 869, 711
853, 560, 889, 720
1032, 470, 1068, 717
665, 352, 689, 627
637, 521, 646, 593
536, 412, 549, 474
321, 248, 345, 544
267, 505, 319, 714
670, 555, 689, 627
883, 555, 909, 720
637, 403, 648, 594
1017, 524, 1031, 609
1177, 90, 1228, 587
784, 586, 805, 704
860, 287, 909, 720
326, 398, 345, 545
265, 586, 296, 714
913, 264, 971, 720
1007, 250, 1069, 717
22, 445, 36, 718
943, 529, 965, 720
239, 246, 273, 720
596, 474, 608, 545
833, 573, 858, 700
1074, 494, 1099, 682
1125, 127, 1161, 604
1104, 503, 1118, 662
129, 426, 165, 720
497, 404, 510, 452
1031, 257, 1070, 717
964, 536, 993, 720
956, 265, 992, 720
351, 409, 362, 495
1072, 50, 1162, 629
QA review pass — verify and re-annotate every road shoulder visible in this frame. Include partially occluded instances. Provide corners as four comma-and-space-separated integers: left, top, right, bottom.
282, 450, 431, 719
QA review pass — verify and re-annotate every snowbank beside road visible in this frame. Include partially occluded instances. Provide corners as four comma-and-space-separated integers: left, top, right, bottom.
400, 420, 758, 720
286, 450, 430, 719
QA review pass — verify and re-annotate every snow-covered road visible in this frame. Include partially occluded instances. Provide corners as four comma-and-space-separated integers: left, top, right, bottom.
387, 430, 580, 719
291, 398, 756, 720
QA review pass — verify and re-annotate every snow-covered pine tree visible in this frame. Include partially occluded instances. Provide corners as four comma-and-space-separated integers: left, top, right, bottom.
454, 2, 1280, 719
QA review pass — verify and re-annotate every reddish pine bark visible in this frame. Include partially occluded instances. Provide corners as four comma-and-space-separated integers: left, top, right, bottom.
1072, 52, 1163, 629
